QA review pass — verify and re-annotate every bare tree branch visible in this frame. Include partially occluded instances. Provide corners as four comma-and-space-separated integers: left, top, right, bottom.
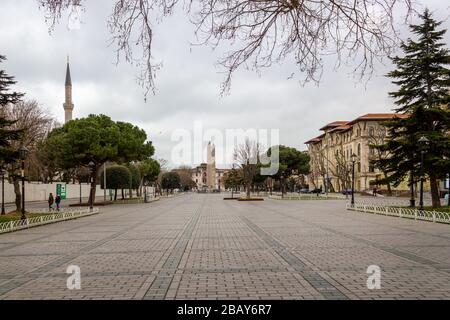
36, 0, 414, 97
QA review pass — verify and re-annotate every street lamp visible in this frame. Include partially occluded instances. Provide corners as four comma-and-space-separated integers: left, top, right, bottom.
418, 136, 429, 210
19, 146, 29, 220
1, 165, 6, 215
351, 153, 357, 207
88, 161, 96, 212
103, 163, 107, 203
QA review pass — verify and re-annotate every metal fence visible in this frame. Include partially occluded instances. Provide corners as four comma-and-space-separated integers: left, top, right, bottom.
0, 208, 100, 234
269, 194, 345, 200
347, 202, 450, 224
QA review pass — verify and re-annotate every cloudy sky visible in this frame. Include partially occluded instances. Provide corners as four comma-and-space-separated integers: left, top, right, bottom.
1, 1, 449, 168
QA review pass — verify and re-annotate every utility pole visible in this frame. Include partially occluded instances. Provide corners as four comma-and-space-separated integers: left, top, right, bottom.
104, 163, 107, 203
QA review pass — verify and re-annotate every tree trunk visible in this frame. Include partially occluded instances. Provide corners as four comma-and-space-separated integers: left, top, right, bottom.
429, 173, 441, 208
246, 183, 251, 199
121, 189, 124, 200
13, 177, 21, 212
382, 171, 392, 196
139, 178, 145, 197
129, 188, 132, 199
88, 167, 98, 206
114, 189, 117, 201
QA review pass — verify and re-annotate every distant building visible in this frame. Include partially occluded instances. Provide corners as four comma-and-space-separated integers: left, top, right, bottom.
305, 113, 410, 193
63, 57, 74, 123
190, 142, 230, 191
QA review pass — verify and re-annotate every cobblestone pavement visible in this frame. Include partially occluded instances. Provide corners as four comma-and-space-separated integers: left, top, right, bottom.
0, 194, 449, 300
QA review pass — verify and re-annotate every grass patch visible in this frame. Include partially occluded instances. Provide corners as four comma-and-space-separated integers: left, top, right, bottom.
391, 206, 450, 213
0, 212, 50, 223
422, 206, 450, 213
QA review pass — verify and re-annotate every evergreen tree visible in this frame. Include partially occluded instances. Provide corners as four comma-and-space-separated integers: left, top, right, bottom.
0, 55, 24, 163
376, 9, 450, 208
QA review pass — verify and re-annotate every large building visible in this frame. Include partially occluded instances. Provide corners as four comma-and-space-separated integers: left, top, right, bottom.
305, 113, 409, 193
63, 57, 74, 123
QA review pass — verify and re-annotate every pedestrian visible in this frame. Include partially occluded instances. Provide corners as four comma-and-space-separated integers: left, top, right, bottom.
373, 187, 377, 197
55, 194, 61, 211
48, 193, 54, 211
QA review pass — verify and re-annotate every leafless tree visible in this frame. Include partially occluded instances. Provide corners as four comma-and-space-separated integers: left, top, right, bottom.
330, 149, 351, 192
36, 0, 413, 97
234, 138, 260, 198
317, 148, 328, 190
0, 100, 56, 211
173, 165, 196, 190
155, 158, 168, 195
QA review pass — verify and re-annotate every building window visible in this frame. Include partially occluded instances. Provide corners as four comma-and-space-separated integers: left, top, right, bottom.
357, 144, 361, 156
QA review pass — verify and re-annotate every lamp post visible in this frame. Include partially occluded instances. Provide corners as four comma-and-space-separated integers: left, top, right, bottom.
19, 146, 29, 220
351, 153, 357, 207
418, 136, 429, 211
103, 163, 107, 203
1, 165, 6, 215
409, 170, 415, 208
88, 161, 95, 212
76, 167, 82, 204
144, 182, 147, 203
447, 173, 450, 207
447, 172, 450, 207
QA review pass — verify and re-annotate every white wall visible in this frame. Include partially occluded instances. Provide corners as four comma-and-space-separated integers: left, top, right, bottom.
0, 182, 106, 203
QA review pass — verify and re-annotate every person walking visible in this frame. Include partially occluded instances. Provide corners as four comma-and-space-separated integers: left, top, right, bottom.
55, 194, 61, 211
373, 187, 377, 197
48, 193, 54, 211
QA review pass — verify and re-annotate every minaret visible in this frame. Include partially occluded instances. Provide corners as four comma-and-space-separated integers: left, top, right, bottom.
63, 56, 74, 123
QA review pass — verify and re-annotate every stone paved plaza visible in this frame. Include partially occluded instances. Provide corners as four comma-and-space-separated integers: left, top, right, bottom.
0, 194, 449, 300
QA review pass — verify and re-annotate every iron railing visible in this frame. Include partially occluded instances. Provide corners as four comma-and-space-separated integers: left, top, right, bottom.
0, 208, 100, 234
347, 202, 450, 224
269, 194, 345, 200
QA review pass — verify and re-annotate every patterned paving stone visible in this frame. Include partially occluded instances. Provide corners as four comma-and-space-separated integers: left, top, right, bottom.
0, 241, 94, 256
0, 194, 449, 300
0, 254, 62, 275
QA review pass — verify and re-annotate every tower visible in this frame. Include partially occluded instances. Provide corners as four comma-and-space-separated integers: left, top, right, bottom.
206, 142, 216, 190
63, 57, 74, 123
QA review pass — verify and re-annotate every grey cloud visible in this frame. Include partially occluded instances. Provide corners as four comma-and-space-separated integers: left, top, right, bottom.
1, 0, 449, 167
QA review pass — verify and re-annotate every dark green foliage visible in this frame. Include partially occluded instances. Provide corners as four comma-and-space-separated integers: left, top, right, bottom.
116, 121, 154, 163
161, 172, 181, 191
43, 114, 155, 203
139, 158, 160, 184
267, 145, 310, 178
375, 9, 450, 207
100, 165, 131, 190
0, 55, 23, 163
128, 163, 141, 189
224, 169, 243, 189
46, 114, 120, 170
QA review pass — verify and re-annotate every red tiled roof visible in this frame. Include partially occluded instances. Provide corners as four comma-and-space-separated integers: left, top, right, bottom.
319, 121, 348, 131
328, 124, 351, 133
346, 113, 409, 125
305, 134, 325, 144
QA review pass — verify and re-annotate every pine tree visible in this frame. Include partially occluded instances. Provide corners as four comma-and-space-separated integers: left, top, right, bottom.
0, 55, 24, 163
377, 9, 450, 208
